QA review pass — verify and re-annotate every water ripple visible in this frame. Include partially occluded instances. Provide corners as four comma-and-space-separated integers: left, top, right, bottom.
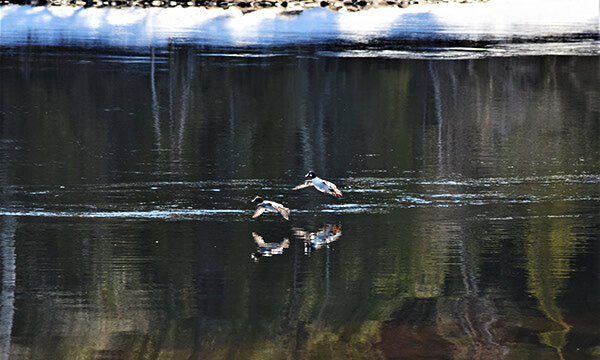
1, 173, 597, 219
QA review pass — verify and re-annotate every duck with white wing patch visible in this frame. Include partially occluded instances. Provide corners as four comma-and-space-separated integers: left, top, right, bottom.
293, 170, 342, 198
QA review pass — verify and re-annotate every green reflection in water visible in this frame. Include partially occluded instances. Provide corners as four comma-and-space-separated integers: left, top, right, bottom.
526, 204, 579, 360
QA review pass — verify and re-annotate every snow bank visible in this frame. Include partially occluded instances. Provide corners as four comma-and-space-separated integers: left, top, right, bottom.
0, 0, 597, 47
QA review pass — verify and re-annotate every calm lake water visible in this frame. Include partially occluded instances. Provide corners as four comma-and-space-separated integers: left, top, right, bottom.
0, 44, 599, 360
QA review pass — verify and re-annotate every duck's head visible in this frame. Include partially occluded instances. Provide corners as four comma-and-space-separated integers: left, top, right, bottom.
305, 170, 316, 179
252, 196, 264, 203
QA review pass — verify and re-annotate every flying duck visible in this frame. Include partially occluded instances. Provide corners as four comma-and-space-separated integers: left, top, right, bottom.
252, 196, 290, 220
293, 171, 342, 198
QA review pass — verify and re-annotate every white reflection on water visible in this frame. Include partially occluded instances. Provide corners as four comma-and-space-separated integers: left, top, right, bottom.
319, 40, 600, 59
293, 224, 342, 254
251, 232, 290, 261
0, 209, 247, 219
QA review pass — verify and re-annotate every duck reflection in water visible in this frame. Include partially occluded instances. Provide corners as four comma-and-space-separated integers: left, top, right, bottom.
251, 232, 290, 262
293, 224, 342, 255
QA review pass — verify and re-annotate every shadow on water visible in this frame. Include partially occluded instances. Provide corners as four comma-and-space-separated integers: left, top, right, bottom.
0, 45, 599, 359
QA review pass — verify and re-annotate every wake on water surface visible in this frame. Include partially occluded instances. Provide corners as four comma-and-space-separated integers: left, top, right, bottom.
1, 175, 598, 220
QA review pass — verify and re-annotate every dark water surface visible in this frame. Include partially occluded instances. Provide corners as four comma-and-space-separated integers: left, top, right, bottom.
0, 47, 599, 359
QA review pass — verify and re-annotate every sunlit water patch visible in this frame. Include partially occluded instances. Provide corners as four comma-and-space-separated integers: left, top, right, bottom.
320, 39, 600, 59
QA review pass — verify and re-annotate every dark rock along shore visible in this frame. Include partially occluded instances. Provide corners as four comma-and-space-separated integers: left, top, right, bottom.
1, 0, 488, 14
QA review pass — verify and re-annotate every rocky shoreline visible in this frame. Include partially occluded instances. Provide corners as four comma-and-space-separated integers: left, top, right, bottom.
1, 0, 488, 13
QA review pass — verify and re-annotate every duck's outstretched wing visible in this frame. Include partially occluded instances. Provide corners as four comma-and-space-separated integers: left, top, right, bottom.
271, 202, 290, 220
323, 180, 342, 198
252, 206, 266, 218
293, 181, 313, 190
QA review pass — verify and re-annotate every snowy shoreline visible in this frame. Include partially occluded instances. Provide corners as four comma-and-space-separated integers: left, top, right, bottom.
3, 0, 489, 13
0, 0, 598, 48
